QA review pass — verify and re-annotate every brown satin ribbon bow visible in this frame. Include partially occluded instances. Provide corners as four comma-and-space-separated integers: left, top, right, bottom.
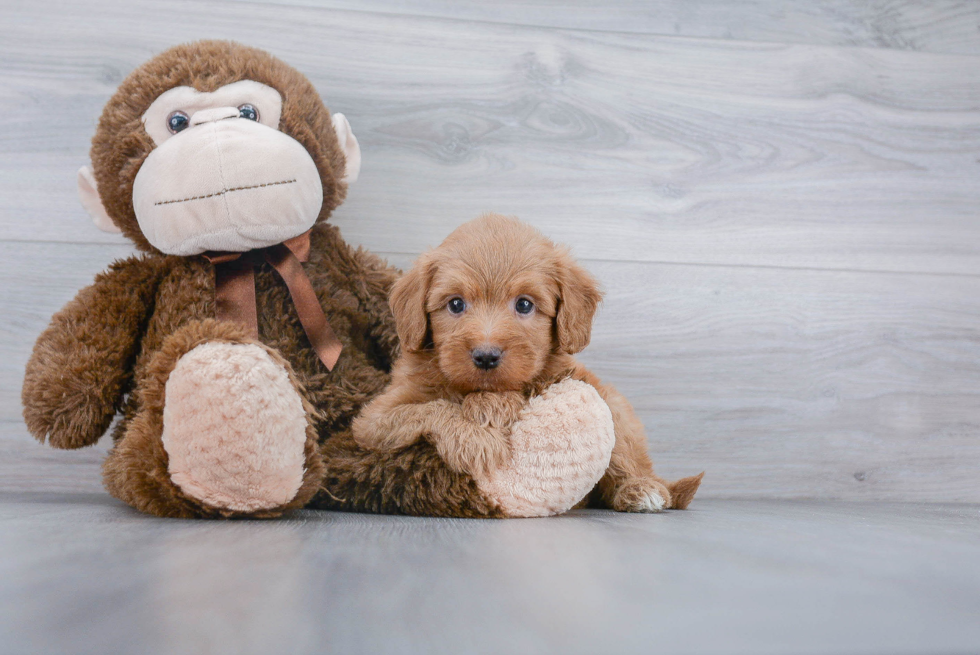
203, 231, 343, 371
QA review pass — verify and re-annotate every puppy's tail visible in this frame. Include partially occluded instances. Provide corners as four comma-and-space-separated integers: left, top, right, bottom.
666, 472, 705, 509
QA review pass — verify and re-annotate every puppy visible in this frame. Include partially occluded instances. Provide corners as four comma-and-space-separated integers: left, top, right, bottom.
353, 214, 702, 512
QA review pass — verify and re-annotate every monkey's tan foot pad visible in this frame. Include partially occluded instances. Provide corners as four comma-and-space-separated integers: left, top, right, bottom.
476, 379, 615, 518
161, 342, 309, 513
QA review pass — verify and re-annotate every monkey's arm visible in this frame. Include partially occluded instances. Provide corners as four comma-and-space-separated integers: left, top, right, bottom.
22, 256, 168, 449
352, 388, 510, 477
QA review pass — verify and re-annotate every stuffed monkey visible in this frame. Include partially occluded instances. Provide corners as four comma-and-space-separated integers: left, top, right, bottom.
22, 41, 619, 518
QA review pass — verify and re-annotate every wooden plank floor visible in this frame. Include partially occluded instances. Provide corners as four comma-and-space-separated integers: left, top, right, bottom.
1, 494, 978, 655
3, 430, 978, 654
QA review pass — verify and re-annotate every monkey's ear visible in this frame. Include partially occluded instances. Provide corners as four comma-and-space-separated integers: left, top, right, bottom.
77, 166, 122, 234
389, 254, 435, 353
331, 113, 361, 185
554, 249, 603, 354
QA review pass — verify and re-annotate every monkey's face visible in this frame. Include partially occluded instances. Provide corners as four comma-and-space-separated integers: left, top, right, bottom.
78, 41, 360, 255
132, 81, 324, 255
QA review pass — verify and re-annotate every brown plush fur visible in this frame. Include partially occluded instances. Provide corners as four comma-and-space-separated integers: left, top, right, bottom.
22, 41, 502, 519
352, 214, 704, 511
312, 433, 506, 518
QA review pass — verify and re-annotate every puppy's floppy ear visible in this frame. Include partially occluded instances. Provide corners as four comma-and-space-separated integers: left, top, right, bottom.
554, 248, 603, 354
389, 253, 436, 352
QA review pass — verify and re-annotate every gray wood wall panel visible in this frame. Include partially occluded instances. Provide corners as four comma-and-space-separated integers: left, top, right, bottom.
0, 422, 108, 495
3, 0, 980, 274
2, 0, 979, 501
6, 243, 979, 500
239, 0, 980, 56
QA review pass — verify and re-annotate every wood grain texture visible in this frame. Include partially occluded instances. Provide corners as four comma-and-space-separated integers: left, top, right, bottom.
240, 0, 980, 56
2, 0, 979, 502
6, 243, 979, 501
0, 423, 108, 495
2, 0, 980, 274
1, 495, 978, 654
0, 242, 136, 423
580, 260, 980, 501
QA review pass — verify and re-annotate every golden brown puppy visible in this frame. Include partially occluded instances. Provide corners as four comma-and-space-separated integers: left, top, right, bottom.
353, 214, 702, 512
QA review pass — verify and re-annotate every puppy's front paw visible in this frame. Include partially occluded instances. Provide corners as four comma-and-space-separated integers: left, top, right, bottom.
461, 391, 526, 428
434, 425, 510, 478
612, 478, 672, 513
351, 414, 418, 452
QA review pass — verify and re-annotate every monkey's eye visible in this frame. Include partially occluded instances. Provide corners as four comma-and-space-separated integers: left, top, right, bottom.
515, 297, 535, 315
238, 104, 259, 121
447, 298, 466, 315
166, 111, 190, 134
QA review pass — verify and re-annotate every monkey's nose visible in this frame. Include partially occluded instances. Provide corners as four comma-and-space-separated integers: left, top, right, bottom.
190, 107, 241, 126
471, 347, 502, 370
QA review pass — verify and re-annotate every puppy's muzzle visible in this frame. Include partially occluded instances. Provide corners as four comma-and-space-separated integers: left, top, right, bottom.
471, 347, 502, 370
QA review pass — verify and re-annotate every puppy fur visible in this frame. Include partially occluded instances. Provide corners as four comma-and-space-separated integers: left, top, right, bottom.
352, 214, 703, 512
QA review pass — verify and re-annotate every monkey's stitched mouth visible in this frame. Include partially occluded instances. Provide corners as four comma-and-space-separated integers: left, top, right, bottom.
154, 179, 297, 206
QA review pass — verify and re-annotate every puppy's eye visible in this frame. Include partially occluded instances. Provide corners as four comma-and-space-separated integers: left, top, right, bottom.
447, 298, 466, 315
515, 297, 535, 315
238, 104, 259, 121
167, 111, 190, 134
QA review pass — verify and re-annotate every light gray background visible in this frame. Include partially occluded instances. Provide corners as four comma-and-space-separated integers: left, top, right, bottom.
1, 2, 978, 653
4, 0, 980, 501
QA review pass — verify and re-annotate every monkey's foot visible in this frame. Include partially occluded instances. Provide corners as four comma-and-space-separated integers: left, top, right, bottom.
161, 342, 310, 512
475, 379, 615, 517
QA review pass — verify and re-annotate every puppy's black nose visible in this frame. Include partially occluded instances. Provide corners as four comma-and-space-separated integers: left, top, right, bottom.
471, 347, 502, 370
